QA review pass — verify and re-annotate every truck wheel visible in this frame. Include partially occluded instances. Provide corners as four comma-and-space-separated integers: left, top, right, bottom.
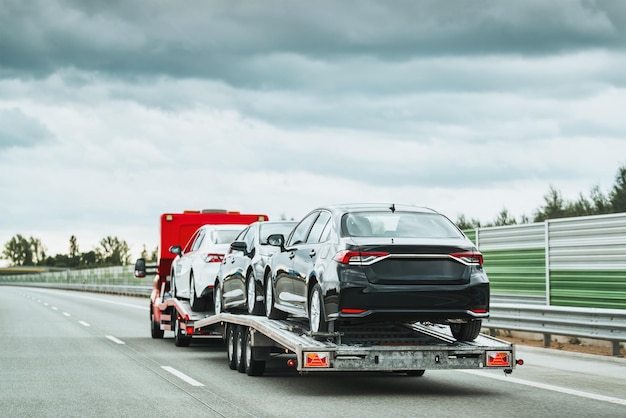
190, 273, 207, 311
150, 305, 164, 339
236, 326, 246, 373
174, 316, 191, 347
246, 272, 262, 316
244, 327, 265, 376
264, 275, 287, 320
226, 324, 237, 370
309, 284, 328, 333
450, 320, 482, 341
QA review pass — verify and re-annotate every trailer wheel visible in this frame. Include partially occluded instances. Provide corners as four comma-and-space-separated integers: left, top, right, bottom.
265, 274, 287, 320
150, 305, 164, 339
226, 324, 237, 370
309, 284, 328, 333
244, 327, 266, 376
246, 272, 263, 316
236, 326, 246, 373
190, 273, 208, 311
450, 319, 482, 341
174, 316, 191, 347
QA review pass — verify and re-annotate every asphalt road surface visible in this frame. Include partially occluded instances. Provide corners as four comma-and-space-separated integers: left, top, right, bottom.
2, 286, 625, 417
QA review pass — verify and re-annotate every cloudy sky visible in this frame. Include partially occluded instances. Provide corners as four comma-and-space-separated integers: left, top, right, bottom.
1, 0, 625, 261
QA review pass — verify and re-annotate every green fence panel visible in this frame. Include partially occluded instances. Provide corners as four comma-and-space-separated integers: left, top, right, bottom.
550, 270, 626, 309
482, 248, 546, 297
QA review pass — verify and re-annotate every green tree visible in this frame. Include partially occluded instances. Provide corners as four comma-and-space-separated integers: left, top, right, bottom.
2, 234, 33, 266
589, 185, 610, 214
492, 208, 517, 226
29, 237, 46, 265
97, 236, 131, 266
455, 214, 481, 230
609, 165, 626, 212
534, 186, 567, 222
69, 235, 79, 258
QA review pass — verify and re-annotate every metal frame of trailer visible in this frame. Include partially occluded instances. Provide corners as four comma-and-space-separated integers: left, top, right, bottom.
193, 312, 520, 375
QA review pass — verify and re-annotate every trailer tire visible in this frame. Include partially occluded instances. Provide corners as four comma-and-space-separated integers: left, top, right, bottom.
174, 316, 191, 347
246, 272, 263, 316
244, 327, 266, 376
150, 305, 164, 339
226, 324, 237, 370
450, 319, 482, 341
309, 284, 328, 333
265, 274, 287, 320
236, 326, 246, 373
190, 272, 208, 311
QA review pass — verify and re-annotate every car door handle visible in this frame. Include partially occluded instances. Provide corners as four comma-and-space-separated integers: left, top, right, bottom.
288, 252, 295, 259
309, 249, 316, 258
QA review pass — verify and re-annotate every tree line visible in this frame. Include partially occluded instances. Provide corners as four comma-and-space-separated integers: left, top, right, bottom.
455, 164, 626, 229
3, 164, 626, 267
1, 234, 136, 268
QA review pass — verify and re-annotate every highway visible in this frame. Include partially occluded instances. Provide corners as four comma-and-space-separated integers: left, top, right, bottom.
2, 286, 625, 418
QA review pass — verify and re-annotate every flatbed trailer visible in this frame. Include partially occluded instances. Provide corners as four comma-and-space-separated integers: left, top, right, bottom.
191, 306, 521, 377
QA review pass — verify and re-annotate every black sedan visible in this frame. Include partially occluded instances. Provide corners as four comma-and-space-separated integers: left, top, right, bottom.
264, 203, 489, 341
214, 220, 297, 315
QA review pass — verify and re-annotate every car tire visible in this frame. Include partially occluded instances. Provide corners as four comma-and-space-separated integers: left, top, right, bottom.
214, 285, 223, 314
244, 326, 266, 376
226, 324, 237, 370
150, 304, 164, 339
450, 319, 482, 341
173, 315, 191, 347
236, 325, 246, 373
189, 272, 208, 311
264, 274, 287, 320
309, 283, 328, 333
246, 272, 263, 316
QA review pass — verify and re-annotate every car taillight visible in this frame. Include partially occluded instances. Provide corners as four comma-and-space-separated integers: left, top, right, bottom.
333, 250, 390, 265
202, 253, 224, 263
450, 252, 483, 265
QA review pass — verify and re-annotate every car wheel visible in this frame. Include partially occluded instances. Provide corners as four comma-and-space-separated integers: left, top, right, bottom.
226, 324, 237, 370
309, 283, 328, 333
173, 315, 191, 347
264, 274, 287, 320
450, 319, 482, 341
171, 271, 177, 298
244, 326, 265, 376
189, 272, 207, 311
236, 326, 246, 373
214, 285, 223, 314
246, 272, 262, 316
150, 304, 164, 339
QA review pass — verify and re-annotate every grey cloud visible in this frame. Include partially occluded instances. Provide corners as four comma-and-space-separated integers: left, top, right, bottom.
1, 0, 625, 84
0, 108, 55, 149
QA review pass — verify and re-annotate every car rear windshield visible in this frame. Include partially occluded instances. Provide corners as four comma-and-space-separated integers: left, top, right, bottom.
214, 229, 244, 244
341, 212, 464, 239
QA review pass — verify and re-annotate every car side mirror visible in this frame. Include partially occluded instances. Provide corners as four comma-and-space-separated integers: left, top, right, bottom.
230, 241, 248, 254
169, 245, 182, 256
134, 258, 146, 278
266, 234, 285, 250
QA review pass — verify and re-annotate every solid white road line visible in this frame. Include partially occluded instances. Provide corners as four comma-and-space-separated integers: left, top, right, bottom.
161, 366, 205, 387
463, 370, 626, 406
105, 335, 126, 345
78, 321, 91, 327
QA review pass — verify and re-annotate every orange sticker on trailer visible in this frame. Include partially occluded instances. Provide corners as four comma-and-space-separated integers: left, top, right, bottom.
305, 352, 330, 368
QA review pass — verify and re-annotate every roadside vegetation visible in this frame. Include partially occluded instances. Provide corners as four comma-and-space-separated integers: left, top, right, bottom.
2, 165, 626, 268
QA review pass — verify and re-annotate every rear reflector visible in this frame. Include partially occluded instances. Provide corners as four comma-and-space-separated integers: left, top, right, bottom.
186, 326, 194, 335
341, 308, 366, 314
304, 352, 330, 368
486, 351, 511, 367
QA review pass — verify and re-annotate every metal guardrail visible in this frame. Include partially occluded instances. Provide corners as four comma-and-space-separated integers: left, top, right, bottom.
2, 281, 624, 356
487, 303, 626, 356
